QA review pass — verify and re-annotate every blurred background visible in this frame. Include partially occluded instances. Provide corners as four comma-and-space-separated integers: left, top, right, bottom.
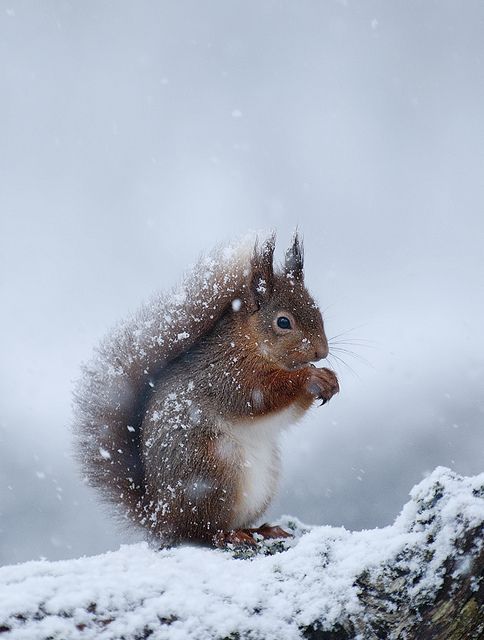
1, 0, 483, 564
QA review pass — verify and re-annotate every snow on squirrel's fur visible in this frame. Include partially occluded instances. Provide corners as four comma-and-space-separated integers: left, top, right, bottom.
73, 235, 255, 522
1, 468, 483, 639
73, 230, 339, 545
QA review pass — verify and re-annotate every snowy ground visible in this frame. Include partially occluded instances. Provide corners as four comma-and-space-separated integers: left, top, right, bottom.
1, 467, 483, 640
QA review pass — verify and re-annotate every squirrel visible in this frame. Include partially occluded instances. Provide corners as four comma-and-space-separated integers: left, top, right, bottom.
73, 233, 339, 547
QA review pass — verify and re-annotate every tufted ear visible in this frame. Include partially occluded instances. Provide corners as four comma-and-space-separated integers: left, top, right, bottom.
247, 234, 276, 313
284, 232, 304, 281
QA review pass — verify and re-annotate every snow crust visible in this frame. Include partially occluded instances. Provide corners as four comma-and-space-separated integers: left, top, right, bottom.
1, 467, 483, 639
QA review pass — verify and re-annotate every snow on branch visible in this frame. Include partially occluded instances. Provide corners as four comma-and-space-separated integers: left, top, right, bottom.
1, 467, 483, 639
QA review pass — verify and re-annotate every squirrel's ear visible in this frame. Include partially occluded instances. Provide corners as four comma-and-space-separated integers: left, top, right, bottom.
247, 234, 275, 313
284, 232, 304, 281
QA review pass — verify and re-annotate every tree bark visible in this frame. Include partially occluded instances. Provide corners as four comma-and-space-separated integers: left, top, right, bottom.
302, 524, 484, 639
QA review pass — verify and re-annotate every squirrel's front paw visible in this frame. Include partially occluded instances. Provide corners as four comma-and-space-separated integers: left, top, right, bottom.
306, 367, 339, 405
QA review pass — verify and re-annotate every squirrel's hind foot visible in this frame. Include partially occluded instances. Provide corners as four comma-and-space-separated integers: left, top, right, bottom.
213, 529, 259, 548
213, 524, 292, 548
247, 523, 292, 540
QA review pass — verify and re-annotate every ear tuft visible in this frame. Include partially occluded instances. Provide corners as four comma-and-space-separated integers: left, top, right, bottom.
284, 231, 304, 280
247, 233, 276, 312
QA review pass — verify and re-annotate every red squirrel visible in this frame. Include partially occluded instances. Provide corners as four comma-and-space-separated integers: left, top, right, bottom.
74, 234, 339, 547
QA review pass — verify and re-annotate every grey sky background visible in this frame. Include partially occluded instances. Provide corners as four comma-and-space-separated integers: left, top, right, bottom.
1, 0, 483, 564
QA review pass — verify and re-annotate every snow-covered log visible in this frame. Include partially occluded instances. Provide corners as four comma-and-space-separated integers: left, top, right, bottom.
1, 467, 483, 640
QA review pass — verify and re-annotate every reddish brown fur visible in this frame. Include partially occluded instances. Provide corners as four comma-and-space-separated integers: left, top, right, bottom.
74, 234, 339, 546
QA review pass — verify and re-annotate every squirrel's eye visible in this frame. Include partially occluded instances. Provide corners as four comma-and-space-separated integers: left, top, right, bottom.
276, 316, 292, 330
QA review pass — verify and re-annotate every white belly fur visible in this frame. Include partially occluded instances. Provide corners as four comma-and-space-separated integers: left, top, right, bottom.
224, 404, 305, 528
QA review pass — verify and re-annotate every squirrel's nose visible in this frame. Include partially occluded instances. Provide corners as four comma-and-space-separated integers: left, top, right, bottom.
313, 339, 329, 362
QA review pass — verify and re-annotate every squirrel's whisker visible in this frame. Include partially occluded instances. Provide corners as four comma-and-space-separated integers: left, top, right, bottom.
330, 346, 374, 369
329, 338, 376, 348
327, 324, 369, 343
327, 352, 360, 378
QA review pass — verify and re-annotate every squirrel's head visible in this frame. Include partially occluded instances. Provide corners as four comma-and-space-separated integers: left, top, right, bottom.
239, 233, 329, 370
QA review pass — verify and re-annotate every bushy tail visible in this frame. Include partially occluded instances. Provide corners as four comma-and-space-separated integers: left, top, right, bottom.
73, 238, 254, 523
